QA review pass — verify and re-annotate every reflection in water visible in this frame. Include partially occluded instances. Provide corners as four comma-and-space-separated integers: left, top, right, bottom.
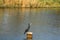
0, 8, 60, 40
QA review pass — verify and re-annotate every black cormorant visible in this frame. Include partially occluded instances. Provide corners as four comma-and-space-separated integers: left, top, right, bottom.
24, 23, 31, 34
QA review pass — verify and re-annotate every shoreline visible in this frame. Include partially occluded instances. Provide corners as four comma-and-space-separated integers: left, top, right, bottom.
0, 6, 60, 8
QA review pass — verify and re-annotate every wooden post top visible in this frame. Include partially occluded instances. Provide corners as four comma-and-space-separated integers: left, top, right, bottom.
26, 32, 33, 34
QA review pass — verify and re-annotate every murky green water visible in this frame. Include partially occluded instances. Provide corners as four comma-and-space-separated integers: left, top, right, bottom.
0, 8, 60, 40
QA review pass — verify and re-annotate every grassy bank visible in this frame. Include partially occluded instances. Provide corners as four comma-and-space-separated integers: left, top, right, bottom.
0, 0, 60, 8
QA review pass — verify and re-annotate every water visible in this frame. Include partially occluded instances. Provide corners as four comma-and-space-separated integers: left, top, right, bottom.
0, 8, 60, 40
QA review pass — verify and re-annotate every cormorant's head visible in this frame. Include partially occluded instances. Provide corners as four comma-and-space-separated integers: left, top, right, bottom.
28, 23, 32, 26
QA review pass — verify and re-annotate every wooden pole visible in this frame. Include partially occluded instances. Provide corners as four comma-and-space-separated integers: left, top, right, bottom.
26, 32, 33, 40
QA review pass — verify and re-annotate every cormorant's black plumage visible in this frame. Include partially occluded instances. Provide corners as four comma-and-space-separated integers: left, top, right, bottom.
24, 23, 30, 34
